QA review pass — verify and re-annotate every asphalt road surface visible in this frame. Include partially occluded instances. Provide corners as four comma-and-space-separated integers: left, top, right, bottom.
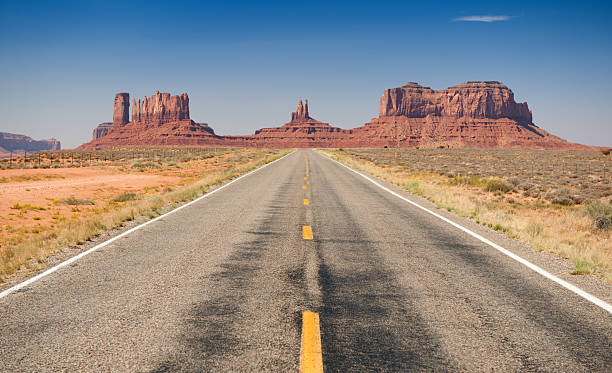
1, 149, 610, 372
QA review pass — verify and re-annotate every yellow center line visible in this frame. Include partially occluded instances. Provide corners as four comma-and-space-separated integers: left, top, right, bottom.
300, 311, 323, 373
302, 185, 307, 190
302, 225, 313, 240
303, 199, 309, 205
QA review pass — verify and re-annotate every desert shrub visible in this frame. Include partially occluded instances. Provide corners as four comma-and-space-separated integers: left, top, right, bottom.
601, 150, 610, 156
584, 200, 612, 231
525, 222, 543, 238
58, 196, 94, 205
484, 180, 512, 193
523, 187, 541, 198
448, 176, 486, 187
571, 260, 597, 275
131, 161, 161, 169
507, 177, 521, 187
546, 187, 579, 205
112, 192, 137, 202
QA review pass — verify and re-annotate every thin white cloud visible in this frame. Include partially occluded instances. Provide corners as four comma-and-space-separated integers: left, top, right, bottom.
453, 15, 514, 22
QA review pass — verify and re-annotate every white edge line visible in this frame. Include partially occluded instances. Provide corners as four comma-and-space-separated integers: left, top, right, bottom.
320, 152, 612, 314
0, 150, 296, 300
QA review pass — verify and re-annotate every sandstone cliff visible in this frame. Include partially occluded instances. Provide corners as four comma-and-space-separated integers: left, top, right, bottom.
92, 122, 113, 140
131, 91, 190, 125
113, 93, 130, 127
379, 81, 532, 123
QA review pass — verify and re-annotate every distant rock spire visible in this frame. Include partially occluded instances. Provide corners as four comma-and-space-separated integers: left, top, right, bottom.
291, 99, 310, 122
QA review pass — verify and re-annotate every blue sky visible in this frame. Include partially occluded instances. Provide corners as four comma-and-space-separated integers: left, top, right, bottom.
1, 0, 611, 148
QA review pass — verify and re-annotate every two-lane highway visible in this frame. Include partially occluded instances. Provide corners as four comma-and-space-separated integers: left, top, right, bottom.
0, 149, 610, 372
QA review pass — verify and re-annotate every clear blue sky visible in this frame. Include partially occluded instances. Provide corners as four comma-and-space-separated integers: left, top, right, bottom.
1, 0, 610, 148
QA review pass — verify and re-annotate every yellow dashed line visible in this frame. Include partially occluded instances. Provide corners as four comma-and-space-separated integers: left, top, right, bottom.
302, 225, 313, 240
300, 311, 323, 373
303, 199, 309, 205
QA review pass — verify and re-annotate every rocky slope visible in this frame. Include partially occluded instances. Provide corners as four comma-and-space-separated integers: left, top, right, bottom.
0, 132, 61, 158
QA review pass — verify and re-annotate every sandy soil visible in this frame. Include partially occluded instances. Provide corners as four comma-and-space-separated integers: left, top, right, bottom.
0, 167, 179, 231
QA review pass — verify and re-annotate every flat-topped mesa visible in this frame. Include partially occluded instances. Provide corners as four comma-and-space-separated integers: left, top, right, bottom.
290, 99, 310, 122
113, 93, 130, 127
380, 81, 532, 123
131, 91, 190, 125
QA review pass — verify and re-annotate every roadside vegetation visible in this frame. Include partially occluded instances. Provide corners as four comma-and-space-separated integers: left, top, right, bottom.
0, 147, 290, 283
319, 148, 612, 282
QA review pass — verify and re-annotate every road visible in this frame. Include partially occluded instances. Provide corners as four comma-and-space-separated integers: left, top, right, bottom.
0, 149, 610, 372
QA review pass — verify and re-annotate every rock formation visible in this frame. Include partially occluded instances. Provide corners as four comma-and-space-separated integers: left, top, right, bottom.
353, 81, 584, 149
80, 91, 222, 149
291, 99, 310, 122
80, 83, 602, 150
225, 99, 353, 148
379, 82, 532, 122
113, 93, 130, 127
0, 132, 61, 158
92, 122, 113, 140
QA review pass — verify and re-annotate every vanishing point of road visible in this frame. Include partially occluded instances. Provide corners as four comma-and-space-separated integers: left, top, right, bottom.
1, 149, 610, 372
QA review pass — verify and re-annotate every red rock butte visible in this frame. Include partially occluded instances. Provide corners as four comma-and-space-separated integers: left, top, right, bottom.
80, 83, 602, 150
86, 91, 223, 148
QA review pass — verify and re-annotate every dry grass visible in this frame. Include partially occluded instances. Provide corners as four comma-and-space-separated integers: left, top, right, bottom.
0, 148, 290, 282
319, 148, 612, 282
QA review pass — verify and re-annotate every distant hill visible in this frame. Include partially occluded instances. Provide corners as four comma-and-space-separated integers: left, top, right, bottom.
0, 132, 61, 159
